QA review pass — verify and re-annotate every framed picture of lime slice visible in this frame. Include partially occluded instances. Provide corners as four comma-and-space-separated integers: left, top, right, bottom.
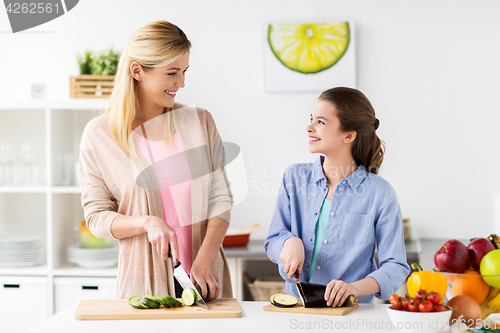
264, 21, 356, 92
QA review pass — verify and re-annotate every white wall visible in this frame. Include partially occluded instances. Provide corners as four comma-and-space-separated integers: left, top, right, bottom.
1, 0, 500, 240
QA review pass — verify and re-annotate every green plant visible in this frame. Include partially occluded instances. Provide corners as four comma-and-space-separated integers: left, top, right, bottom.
76, 48, 121, 76
77, 50, 92, 75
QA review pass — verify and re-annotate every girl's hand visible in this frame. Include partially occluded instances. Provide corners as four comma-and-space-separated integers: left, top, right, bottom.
324, 279, 357, 307
280, 237, 305, 279
144, 216, 179, 261
190, 251, 219, 301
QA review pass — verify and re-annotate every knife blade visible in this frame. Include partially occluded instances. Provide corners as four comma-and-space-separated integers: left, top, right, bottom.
168, 249, 209, 310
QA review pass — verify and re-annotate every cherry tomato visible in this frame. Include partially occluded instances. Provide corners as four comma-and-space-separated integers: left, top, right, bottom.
416, 289, 428, 298
408, 298, 418, 312
389, 294, 400, 307
418, 299, 433, 312
433, 304, 448, 312
426, 292, 441, 305
401, 297, 410, 310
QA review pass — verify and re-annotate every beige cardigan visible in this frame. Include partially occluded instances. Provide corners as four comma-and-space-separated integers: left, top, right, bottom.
79, 104, 233, 299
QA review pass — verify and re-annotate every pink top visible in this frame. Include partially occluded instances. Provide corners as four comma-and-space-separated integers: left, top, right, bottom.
132, 132, 193, 274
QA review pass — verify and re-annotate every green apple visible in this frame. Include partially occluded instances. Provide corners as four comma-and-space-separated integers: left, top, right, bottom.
480, 249, 500, 288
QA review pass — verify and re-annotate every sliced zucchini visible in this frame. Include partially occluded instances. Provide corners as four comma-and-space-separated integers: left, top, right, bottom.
182, 288, 197, 306
128, 296, 143, 309
270, 293, 298, 308
140, 295, 160, 309
162, 295, 183, 308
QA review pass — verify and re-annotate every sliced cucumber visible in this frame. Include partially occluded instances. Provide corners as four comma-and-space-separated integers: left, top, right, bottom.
270, 293, 298, 308
182, 287, 197, 306
128, 296, 143, 309
162, 295, 183, 308
141, 295, 160, 309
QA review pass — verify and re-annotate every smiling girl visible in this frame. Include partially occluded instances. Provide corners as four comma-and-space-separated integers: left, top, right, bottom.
80, 21, 233, 300
265, 87, 410, 306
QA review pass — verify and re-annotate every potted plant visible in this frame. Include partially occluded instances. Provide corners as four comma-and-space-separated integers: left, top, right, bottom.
70, 48, 120, 98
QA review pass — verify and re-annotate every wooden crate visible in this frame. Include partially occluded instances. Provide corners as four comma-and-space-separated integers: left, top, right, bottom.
70, 75, 115, 98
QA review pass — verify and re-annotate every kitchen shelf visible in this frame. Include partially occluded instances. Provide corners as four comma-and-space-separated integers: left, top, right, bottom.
0, 99, 111, 323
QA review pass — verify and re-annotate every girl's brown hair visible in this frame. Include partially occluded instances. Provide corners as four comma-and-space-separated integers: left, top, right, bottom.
319, 87, 385, 174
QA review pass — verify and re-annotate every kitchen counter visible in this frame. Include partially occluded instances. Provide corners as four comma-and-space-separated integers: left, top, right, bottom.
22, 301, 468, 333
224, 239, 422, 300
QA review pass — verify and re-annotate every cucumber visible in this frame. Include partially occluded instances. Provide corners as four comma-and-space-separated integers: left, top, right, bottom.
162, 295, 183, 308
141, 295, 160, 308
182, 287, 197, 306
128, 296, 143, 309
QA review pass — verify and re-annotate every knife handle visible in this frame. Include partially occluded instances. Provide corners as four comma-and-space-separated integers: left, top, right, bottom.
168, 247, 181, 269
293, 270, 300, 282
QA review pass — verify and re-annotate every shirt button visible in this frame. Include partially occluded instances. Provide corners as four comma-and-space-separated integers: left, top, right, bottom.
310, 239, 313, 242
317, 266, 321, 270
323, 240, 328, 244
338, 187, 343, 192
330, 212, 335, 217
343, 181, 347, 184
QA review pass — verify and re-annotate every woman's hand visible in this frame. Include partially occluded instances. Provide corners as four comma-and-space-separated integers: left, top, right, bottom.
143, 216, 179, 262
280, 237, 305, 279
190, 251, 219, 301
324, 279, 358, 307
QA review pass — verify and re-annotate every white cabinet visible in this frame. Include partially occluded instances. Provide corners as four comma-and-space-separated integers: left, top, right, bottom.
0, 100, 117, 324
53, 277, 117, 313
0, 276, 48, 333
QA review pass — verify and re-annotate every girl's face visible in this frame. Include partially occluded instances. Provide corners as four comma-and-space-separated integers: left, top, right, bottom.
307, 99, 354, 156
135, 51, 190, 110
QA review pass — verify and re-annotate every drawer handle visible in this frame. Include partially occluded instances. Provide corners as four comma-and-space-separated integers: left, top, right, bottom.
3, 284, 20, 289
82, 286, 98, 290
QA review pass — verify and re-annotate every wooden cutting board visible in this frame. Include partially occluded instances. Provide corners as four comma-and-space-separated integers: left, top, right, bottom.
263, 302, 359, 316
75, 298, 242, 320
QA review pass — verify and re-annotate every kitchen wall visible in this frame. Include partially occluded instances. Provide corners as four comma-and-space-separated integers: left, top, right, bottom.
1, 0, 500, 240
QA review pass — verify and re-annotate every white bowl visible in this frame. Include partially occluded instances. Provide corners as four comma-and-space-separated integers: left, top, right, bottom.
387, 306, 452, 333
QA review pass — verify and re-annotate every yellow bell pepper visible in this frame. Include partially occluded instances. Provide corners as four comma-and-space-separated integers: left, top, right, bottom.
407, 263, 448, 303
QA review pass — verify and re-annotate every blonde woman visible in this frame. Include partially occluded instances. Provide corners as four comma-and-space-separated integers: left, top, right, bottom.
79, 21, 233, 300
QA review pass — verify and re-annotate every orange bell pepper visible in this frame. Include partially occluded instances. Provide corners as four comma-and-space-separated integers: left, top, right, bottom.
407, 263, 448, 303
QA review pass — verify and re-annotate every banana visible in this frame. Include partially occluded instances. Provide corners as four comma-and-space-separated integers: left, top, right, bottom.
480, 287, 500, 319
487, 234, 500, 249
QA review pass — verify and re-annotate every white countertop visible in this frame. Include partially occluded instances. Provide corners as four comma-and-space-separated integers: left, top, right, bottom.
22, 302, 465, 333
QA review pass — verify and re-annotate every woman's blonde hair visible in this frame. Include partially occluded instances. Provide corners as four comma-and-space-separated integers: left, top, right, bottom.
106, 20, 191, 159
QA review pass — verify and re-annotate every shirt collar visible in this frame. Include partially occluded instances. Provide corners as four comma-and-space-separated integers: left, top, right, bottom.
312, 155, 368, 188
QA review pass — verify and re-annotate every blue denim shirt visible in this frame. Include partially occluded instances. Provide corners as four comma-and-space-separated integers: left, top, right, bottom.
264, 156, 410, 303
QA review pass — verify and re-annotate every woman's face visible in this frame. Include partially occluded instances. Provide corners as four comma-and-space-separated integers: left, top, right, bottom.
306, 99, 351, 156
135, 51, 190, 110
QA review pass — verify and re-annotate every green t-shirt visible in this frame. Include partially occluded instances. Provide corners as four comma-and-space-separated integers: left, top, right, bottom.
309, 198, 332, 282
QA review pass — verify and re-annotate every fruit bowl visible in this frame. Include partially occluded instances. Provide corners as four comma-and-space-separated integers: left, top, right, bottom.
387, 307, 452, 333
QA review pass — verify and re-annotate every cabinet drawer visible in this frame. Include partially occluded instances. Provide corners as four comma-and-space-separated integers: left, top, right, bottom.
0, 276, 48, 332
53, 277, 116, 313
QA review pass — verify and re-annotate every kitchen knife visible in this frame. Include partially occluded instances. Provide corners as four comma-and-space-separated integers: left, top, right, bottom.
293, 271, 305, 305
168, 249, 209, 310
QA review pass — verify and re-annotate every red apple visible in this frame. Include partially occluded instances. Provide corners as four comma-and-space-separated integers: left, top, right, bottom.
434, 239, 470, 273
467, 238, 495, 270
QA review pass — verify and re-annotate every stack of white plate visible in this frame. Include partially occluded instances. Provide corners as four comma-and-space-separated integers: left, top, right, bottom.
0, 235, 46, 267
67, 246, 119, 269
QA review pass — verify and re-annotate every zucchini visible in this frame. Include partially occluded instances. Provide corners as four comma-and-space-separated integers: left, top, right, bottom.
182, 287, 197, 306
141, 295, 160, 309
162, 295, 183, 308
270, 293, 298, 308
128, 296, 143, 309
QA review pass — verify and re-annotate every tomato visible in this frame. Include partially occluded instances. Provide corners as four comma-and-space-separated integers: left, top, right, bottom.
426, 292, 441, 305
418, 299, 433, 312
401, 297, 410, 310
408, 298, 418, 312
433, 304, 448, 312
416, 289, 428, 298
389, 294, 400, 306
